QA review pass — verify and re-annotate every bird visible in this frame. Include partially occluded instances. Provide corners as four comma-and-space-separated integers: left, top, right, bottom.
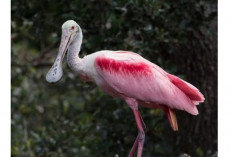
46, 20, 205, 157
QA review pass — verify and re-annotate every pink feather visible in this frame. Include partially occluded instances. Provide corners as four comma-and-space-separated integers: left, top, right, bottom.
167, 74, 205, 105
94, 51, 202, 115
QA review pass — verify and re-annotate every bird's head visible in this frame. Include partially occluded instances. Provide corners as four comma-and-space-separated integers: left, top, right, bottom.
61, 20, 81, 42
46, 20, 82, 83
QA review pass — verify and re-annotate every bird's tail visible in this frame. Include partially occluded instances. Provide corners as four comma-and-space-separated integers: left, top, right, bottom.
167, 73, 205, 105
163, 106, 178, 131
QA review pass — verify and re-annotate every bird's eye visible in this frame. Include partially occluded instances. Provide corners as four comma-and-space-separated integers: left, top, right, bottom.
71, 26, 75, 30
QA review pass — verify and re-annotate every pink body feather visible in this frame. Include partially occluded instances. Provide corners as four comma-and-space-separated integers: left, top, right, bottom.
94, 51, 204, 115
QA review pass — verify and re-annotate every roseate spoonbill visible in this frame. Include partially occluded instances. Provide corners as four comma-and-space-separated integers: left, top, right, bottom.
46, 20, 204, 157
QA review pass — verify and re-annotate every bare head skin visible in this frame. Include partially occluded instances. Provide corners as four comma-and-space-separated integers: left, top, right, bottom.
46, 20, 80, 83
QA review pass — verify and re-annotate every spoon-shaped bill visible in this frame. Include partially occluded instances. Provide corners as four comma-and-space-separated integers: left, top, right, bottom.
46, 30, 72, 83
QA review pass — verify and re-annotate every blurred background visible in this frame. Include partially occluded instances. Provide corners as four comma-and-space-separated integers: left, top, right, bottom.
11, 0, 217, 157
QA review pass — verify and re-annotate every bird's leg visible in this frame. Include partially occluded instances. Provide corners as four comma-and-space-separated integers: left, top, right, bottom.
138, 111, 147, 132
128, 136, 138, 157
126, 99, 146, 157
133, 109, 145, 157
128, 110, 146, 157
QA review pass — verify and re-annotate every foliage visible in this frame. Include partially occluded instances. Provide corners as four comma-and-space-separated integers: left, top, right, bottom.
12, 0, 217, 157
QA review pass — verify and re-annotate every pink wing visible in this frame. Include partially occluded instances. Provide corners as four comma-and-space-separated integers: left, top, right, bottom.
94, 51, 204, 115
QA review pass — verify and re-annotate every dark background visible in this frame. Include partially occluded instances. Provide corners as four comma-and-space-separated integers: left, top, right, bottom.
11, 0, 217, 157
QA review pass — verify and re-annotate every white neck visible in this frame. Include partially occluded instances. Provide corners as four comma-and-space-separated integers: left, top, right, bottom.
67, 30, 83, 74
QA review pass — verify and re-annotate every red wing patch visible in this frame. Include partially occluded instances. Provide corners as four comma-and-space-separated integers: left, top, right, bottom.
96, 57, 152, 76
